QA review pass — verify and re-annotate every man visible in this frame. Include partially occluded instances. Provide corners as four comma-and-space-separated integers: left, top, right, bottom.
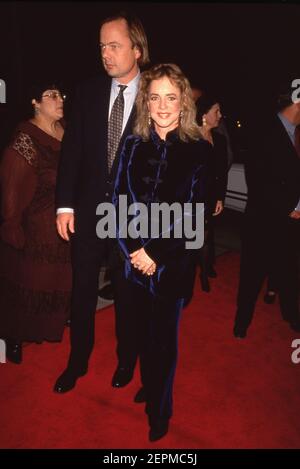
53, 13, 150, 393
234, 85, 300, 338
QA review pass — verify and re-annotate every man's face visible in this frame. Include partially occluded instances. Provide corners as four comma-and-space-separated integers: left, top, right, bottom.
99, 19, 141, 84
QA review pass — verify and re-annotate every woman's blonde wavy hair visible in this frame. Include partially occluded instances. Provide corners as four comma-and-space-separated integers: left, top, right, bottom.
133, 63, 201, 142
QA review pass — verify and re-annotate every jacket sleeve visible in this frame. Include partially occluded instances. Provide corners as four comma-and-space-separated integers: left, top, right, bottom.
55, 86, 83, 210
113, 136, 144, 257
0, 132, 37, 249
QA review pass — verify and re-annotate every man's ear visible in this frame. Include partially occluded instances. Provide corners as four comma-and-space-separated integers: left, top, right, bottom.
134, 45, 141, 61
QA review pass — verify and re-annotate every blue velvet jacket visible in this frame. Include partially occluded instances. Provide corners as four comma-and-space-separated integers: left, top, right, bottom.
113, 128, 211, 299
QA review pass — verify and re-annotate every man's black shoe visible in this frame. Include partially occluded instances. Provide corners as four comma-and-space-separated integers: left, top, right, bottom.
134, 387, 146, 403
233, 324, 247, 339
111, 366, 133, 388
53, 369, 87, 394
98, 284, 114, 300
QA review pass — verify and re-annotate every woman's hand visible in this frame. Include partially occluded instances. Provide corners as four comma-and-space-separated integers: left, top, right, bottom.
289, 210, 300, 220
213, 200, 224, 216
130, 248, 157, 275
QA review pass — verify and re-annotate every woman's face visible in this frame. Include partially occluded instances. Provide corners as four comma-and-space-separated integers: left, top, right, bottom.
34, 89, 64, 120
147, 76, 182, 139
204, 103, 222, 129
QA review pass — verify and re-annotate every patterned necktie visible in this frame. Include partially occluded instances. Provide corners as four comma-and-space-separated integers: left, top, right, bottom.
107, 84, 127, 172
295, 125, 300, 158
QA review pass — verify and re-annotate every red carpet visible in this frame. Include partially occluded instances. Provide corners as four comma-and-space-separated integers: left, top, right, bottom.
1, 252, 300, 449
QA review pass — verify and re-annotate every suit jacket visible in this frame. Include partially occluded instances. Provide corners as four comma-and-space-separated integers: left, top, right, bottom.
245, 114, 300, 223
55, 74, 136, 238
113, 128, 211, 299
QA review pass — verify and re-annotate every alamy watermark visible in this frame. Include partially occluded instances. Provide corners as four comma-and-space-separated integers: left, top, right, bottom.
0, 339, 6, 363
291, 79, 300, 104
96, 196, 204, 250
291, 339, 300, 364
0, 79, 6, 103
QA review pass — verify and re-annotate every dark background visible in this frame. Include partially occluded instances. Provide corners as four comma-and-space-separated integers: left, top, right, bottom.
1, 1, 300, 160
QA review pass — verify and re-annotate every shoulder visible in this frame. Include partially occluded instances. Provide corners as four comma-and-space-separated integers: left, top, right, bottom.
213, 130, 227, 146
212, 131, 228, 156
188, 137, 213, 160
9, 125, 37, 167
124, 134, 143, 148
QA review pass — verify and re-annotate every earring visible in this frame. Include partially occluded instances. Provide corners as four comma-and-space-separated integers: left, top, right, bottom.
202, 116, 207, 126
34, 107, 40, 115
179, 110, 184, 124
148, 113, 151, 126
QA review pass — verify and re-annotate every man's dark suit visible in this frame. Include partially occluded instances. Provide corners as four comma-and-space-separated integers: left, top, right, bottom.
56, 74, 138, 374
235, 114, 300, 332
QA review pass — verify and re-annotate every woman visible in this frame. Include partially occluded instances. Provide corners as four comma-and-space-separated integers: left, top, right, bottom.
113, 64, 211, 441
196, 94, 228, 292
0, 83, 71, 363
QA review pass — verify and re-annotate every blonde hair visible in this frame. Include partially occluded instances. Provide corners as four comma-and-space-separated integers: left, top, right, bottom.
133, 63, 201, 142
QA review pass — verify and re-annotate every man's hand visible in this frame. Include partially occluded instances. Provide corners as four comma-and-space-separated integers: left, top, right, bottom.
130, 248, 156, 275
213, 200, 224, 216
289, 210, 300, 220
56, 213, 75, 241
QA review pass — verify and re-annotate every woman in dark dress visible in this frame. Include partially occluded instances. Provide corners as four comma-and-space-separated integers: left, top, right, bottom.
196, 94, 229, 292
0, 83, 71, 363
113, 64, 211, 441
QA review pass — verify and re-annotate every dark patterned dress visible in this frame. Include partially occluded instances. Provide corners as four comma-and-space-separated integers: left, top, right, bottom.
0, 121, 71, 342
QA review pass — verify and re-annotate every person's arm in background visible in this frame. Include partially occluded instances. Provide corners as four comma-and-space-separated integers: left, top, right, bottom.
113, 135, 145, 255
213, 132, 228, 216
216, 119, 234, 169
0, 133, 37, 249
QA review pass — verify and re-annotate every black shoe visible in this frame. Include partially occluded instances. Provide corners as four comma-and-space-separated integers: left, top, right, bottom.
6, 341, 22, 364
207, 266, 217, 278
288, 320, 300, 333
134, 387, 146, 403
111, 366, 133, 388
98, 284, 114, 300
233, 324, 247, 339
264, 291, 276, 304
200, 273, 210, 292
53, 368, 87, 394
148, 416, 169, 442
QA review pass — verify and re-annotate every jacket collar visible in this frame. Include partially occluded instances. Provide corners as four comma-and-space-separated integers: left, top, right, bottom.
150, 127, 179, 148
